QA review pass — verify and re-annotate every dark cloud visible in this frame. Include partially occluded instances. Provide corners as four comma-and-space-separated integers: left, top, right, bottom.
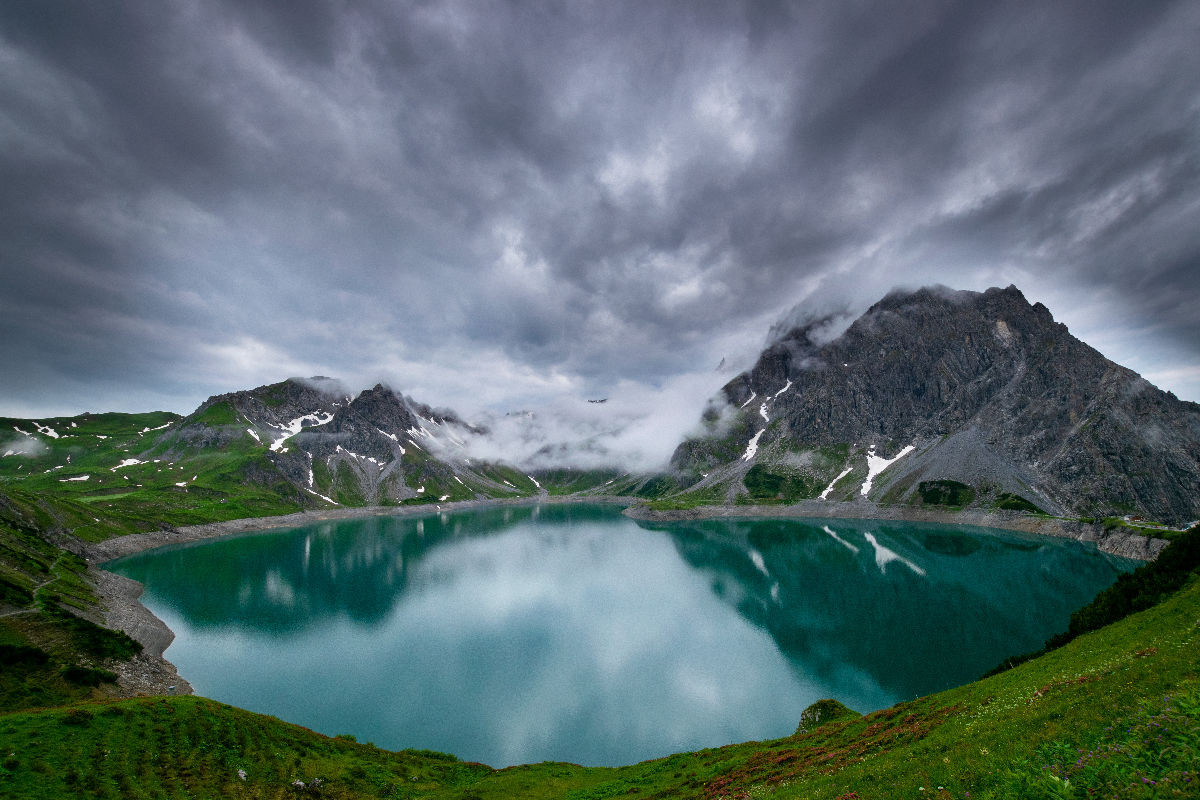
1, 0, 1198, 424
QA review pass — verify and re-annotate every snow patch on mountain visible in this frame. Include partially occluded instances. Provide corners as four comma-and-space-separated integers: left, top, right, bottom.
32, 422, 59, 439
819, 466, 854, 500
305, 488, 339, 505
860, 445, 915, 496
270, 412, 334, 452
741, 429, 766, 461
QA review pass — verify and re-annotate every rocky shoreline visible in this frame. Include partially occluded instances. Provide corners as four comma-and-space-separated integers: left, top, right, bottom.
88, 568, 194, 697
81, 495, 1169, 700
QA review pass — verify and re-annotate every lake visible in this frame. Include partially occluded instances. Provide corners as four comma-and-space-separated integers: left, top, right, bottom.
105, 503, 1132, 767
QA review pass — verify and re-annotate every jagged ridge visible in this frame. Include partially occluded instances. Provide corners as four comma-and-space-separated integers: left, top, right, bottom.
152, 378, 537, 506
672, 285, 1200, 524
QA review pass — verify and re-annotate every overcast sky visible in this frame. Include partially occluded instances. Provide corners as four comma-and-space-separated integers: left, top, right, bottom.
3, 1, 1199, 438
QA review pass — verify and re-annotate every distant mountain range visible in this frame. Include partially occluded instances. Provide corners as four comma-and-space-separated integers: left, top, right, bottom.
3, 285, 1197, 526
152, 377, 547, 506
670, 285, 1200, 525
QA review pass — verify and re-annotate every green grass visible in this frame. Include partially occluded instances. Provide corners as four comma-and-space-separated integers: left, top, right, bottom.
918, 479, 977, 508
532, 468, 626, 495
743, 464, 811, 503
0, 486, 144, 712
189, 400, 238, 426
639, 485, 727, 510
995, 492, 1046, 514
1, 409, 310, 540
0, 696, 494, 799
632, 473, 684, 499
997, 685, 1200, 797
1095, 516, 1190, 541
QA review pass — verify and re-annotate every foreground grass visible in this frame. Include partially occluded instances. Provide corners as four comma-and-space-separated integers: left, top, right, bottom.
1, 573, 1196, 799
0, 696, 494, 799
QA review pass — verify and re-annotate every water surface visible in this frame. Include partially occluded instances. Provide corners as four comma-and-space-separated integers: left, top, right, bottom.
106, 504, 1131, 766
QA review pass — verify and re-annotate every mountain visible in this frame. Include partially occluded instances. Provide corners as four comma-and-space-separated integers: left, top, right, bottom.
671, 285, 1200, 525
0, 379, 648, 531
4, 286, 1195, 524
150, 378, 541, 506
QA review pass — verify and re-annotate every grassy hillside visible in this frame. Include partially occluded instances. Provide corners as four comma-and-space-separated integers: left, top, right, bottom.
0, 487, 145, 713
1, 412, 310, 538
0, 411, 636, 533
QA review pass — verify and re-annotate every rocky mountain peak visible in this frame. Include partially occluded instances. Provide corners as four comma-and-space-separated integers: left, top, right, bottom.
674, 285, 1200, 524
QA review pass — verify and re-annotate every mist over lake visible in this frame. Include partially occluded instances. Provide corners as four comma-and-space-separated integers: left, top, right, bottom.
106, 505, 1131, 767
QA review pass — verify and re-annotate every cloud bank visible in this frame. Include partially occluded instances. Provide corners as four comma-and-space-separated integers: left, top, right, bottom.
1, 1, 1198, 422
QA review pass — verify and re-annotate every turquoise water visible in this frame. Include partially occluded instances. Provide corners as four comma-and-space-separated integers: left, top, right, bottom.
105, 504, 1132, 766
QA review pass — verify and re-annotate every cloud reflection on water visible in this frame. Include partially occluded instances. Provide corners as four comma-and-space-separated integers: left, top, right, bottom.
111, 505, 1130, 766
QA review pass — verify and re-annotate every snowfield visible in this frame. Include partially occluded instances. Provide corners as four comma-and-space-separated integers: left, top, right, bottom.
860, 445, 915, 496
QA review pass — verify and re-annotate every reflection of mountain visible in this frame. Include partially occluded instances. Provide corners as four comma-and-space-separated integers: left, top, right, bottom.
112, 505, 1132, 718
110, 504, 618, 633
638, 517, 1131, 707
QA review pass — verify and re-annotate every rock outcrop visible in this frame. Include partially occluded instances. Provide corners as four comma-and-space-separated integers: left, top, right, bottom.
672, 285, 1200, 525
149, 378, 529, 506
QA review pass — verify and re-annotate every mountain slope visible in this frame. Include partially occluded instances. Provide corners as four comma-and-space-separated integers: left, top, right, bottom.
148, 378, 540, 507
672, 285, 1200, 524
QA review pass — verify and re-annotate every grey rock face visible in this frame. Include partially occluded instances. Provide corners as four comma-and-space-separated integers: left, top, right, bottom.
673, 285, 1200, 524
153, 378, 483, 505
287, 384, 470, 502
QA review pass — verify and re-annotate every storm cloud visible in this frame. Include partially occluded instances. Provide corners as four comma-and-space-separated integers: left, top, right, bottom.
2, 0, 1198, 435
